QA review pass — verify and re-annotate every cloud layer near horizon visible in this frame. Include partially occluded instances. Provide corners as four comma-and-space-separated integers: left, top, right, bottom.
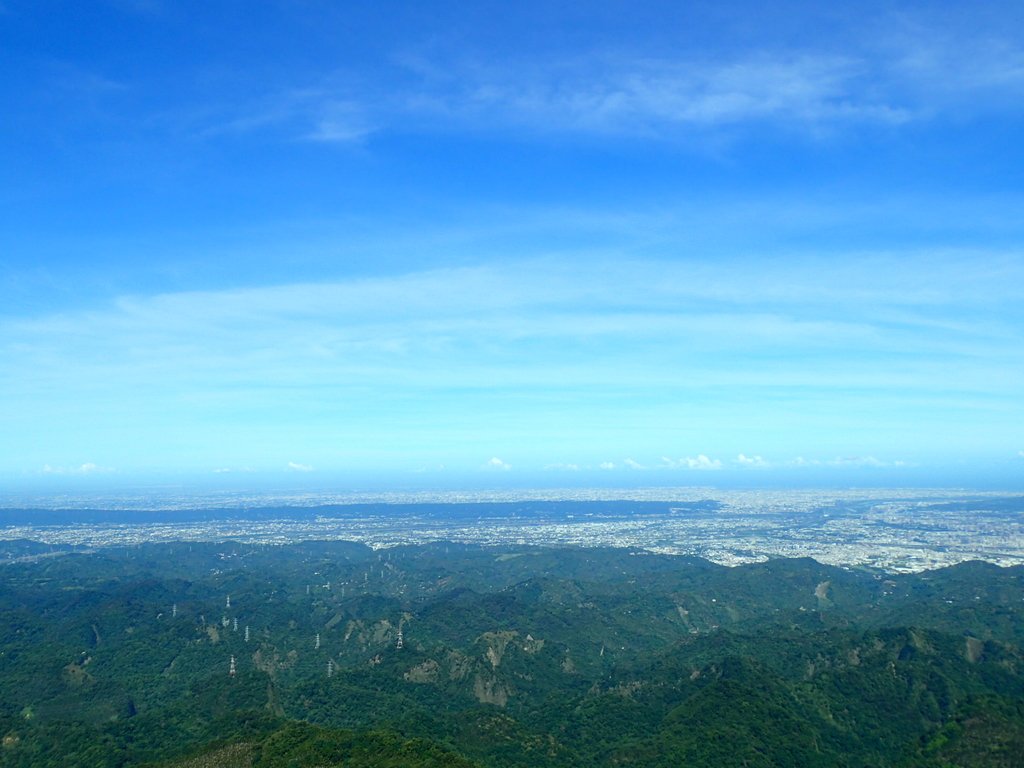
3, 251, 1021, 476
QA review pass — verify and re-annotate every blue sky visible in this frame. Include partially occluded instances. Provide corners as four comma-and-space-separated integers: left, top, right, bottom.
2, 1, 1023, 491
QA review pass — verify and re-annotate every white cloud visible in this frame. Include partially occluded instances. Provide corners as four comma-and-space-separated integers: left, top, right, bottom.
685, 454, 722, 470
484, 457, 511, 471
658, 455, 722, 470
623, 458, 646, 470
599, 461, 616, 470
41, 462, 110, 475
829, 456, 885, 467
736, 453, 769, 467
545, 463, 580, 471
785, 455, 909, 469
412, 463, 446, 473
790, 456, 818, 467
287, 461, 314, 472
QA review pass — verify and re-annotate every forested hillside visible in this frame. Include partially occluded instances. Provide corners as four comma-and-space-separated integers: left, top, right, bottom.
1, 541, 1022, 767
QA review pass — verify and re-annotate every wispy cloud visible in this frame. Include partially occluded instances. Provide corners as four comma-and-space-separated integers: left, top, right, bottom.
214, 52, 907, 143
287, 461, 314, 472
884, 20, 1024, 104
2, 253, 1020, 474
4, 254, 1022, 400
205, 22, 1024, 144
21, 6, 1024, 151
305, 106, 374, 142
484, 457, 511, 471
424, 54, 913, 135
196, 87, 375, 143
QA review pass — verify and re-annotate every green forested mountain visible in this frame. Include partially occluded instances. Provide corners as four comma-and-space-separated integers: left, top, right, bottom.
1, 541, 1022, 767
